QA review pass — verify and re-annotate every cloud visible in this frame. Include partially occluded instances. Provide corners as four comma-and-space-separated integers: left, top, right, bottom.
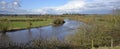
0, 0, 120, 14
55, 0, 85, 10
33, 0, 120, 14
83, 0, 120, 14
0, 1, 7, 9
85, 0, 120, 10
0, 0, 28, 14
33, 0, 86, 14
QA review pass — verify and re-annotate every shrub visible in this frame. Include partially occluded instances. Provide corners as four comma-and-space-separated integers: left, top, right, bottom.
52, 18, 65, 26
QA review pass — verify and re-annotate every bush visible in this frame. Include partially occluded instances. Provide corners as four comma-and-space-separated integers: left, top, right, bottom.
52, 18, 65, 26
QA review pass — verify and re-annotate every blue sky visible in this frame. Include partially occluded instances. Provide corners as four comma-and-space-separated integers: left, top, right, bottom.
20, 0, 69, 10
0, 0, 120, 14
0, 0, 68, 10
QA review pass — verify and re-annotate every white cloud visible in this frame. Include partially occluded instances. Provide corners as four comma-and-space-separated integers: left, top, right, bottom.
0, 1, 7, 9
0, 0, 27, 14
0, 0, 120, 14
56, 0, 85, 10
33, 0, 120, 14
33, 0, 86, 14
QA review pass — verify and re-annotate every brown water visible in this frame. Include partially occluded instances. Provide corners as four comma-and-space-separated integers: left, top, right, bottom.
0, 19, 83, 44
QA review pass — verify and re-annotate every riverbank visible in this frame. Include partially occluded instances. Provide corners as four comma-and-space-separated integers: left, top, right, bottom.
0, 17, 53, 32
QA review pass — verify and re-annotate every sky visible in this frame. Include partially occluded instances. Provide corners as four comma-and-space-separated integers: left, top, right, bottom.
0, 0, 120, 14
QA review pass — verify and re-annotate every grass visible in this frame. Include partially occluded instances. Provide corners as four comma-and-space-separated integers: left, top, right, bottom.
0, 17, 53, 32
11, 19, 52, 29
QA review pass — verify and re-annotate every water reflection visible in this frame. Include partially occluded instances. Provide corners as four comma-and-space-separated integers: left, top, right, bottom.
0, 33, 12, 46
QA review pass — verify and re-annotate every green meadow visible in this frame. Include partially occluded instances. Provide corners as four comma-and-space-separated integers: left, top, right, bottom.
11, 19, 52, 29
0, 17, 53, 31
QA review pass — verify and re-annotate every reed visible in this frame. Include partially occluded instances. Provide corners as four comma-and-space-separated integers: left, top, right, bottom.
68, 15, 120, 49
0, 19, 11, 33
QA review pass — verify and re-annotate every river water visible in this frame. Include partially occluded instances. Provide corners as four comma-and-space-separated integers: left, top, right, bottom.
0, 19, 83, 44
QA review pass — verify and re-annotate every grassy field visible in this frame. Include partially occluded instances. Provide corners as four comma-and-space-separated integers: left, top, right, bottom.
10, 19, 52, 29
0, 17, 53, 32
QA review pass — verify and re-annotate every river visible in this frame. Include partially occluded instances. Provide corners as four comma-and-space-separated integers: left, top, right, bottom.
0, 19, 83, 44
